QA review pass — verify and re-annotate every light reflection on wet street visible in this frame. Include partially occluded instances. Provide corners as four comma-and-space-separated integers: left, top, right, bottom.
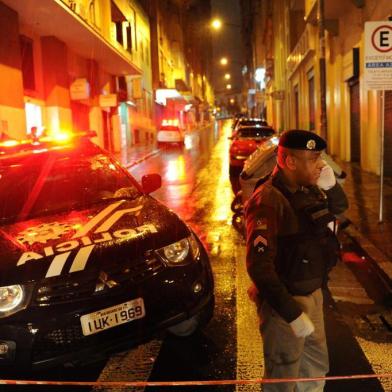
130, 120, 246, 391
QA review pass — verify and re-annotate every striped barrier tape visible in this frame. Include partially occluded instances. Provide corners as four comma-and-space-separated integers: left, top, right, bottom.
1, 373, 392, 387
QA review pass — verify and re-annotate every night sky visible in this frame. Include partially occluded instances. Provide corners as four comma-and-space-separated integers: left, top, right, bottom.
211, 0, 244, 97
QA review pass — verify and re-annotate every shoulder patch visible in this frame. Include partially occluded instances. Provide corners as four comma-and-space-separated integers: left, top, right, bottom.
256, 218, 267, 230
253, 234, 268, 253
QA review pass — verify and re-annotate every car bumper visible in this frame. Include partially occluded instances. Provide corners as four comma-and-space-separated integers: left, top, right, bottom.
157, 134, 183, 143
35, 292, 214, 370
0, 254, 214, 371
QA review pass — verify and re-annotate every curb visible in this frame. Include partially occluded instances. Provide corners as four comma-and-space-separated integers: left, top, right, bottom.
343, 225, 392, 290
124, 149, 160, 169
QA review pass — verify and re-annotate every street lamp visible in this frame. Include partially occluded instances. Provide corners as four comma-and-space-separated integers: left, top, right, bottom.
226, 84, 232, 90
210, 17, 240, 30
220, 57, 228, 66
224, 73, 231, 80
211, 18, 222, 30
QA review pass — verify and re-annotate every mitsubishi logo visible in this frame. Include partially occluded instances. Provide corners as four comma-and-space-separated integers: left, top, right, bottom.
95, 271, 118, 292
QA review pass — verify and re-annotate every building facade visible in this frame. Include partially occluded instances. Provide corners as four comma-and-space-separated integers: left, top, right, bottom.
0, 0, 156, 152
140, 0, 214, 130
243, 0, 392, 176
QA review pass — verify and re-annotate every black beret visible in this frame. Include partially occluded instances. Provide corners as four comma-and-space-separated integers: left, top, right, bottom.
278, 129, 326, 151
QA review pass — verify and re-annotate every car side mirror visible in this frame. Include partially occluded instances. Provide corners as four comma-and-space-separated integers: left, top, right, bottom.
142, 173, 161, 194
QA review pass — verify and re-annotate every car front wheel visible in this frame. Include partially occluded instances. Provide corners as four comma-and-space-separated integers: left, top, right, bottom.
167, 315, 200, 337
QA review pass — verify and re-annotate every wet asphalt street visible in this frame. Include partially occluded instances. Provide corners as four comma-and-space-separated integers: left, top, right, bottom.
4, 120, 392, 392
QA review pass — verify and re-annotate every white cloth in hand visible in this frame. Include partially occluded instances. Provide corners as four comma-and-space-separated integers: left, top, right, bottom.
289, 312, 315, 338
317, 161, 336, 190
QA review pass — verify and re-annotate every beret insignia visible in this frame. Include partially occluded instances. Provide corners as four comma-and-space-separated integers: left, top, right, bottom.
306, 139, 316, 150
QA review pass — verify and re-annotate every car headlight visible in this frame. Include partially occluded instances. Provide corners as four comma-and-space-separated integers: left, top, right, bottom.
156, 235, 200, 266
0, 285, 26, 318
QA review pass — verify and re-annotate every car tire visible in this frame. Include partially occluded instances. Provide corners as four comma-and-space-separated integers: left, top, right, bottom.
168, 314, 200, 337
168, 296, 214, 338
231, 192, 243, 213
232, 212, 245, 238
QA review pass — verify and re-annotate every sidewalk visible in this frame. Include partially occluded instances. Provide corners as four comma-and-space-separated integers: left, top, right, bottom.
338, 160, 392, 283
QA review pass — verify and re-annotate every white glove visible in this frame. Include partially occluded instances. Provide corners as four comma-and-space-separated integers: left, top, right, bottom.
317, 161, 336, 190
289, 312, 315, 338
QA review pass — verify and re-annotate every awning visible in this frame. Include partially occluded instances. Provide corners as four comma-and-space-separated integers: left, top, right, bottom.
3, 0, 142, 76
155, 88, 195, 106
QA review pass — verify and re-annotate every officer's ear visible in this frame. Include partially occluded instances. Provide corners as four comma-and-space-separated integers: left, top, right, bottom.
286, 153, 297, 171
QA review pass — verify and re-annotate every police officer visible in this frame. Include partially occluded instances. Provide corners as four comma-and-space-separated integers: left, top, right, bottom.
245, 130, 348, 392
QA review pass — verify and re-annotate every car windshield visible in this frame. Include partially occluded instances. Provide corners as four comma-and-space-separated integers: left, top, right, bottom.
0, 149, 141, 224
237, 127, 275, 139
238, 120, 265, 127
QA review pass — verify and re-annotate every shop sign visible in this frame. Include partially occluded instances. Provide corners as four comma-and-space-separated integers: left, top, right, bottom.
99, 94, 118, 107
70, 78, 90, 100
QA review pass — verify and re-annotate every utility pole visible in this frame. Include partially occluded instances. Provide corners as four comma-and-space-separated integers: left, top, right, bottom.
318, 0, 328, 140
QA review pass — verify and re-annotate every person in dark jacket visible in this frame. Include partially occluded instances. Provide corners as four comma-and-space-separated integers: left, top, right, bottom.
245, 129, 348, 392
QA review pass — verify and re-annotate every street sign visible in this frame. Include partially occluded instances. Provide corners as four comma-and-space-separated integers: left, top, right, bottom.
364, 21, 392, 90
99, 94, 118, 108
364, 21, 392, 222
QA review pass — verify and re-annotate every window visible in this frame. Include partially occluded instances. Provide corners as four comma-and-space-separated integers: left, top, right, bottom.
89, 0, 96, 26
308, 69, 315, 130
115, 22, 124, 45
20, 35, 35, 90
111, 1, 126, 46
126, 21, 132, 53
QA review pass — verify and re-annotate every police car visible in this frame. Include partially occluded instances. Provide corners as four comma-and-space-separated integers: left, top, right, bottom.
0, 132, 214, 371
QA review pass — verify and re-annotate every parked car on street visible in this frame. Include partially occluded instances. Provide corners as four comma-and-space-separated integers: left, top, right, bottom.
0, 132, 214, 372
229, 125, 276, 176
157, 119, 185, 146
232, 117, 268, 133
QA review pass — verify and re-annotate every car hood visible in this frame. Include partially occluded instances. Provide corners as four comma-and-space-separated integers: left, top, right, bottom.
0, 196, 190, 285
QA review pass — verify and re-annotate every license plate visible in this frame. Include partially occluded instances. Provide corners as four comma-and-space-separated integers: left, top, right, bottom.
80, 298, 145, 336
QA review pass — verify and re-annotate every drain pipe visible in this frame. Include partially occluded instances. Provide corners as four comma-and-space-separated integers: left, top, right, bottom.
318, 0, 328, 141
